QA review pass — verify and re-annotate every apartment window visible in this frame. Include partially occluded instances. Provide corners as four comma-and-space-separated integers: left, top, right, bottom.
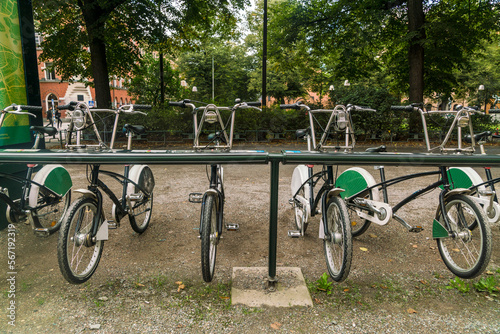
44, 63, 56, 80
77, 95, 84, 102
35, 33, 43, 47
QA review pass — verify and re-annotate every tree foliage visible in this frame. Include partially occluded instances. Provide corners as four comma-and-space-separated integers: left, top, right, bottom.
33, 0, 249, 108
266, 0, 500, 103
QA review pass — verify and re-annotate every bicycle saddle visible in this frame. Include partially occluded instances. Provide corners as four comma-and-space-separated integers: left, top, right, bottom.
31, 126, 57, 136
365, 145, 387, 152
464, 131, 491, 143
295, 128, 310, 139
123, 124, 145, 135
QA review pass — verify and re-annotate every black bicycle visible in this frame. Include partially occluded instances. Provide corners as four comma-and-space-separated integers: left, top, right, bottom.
57, 103, 154, 284
169, 99, 261, 282
0, 104, 71, 236
336, 103, 492, 279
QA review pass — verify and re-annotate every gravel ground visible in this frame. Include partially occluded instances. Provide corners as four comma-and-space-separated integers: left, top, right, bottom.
1, 142, 500, 333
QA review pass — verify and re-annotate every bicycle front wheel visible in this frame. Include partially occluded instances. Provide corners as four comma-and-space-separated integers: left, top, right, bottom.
323, 196, 352, 282
201, 194, 218, 282
437, 194, 492, 279
57, 197, 104, 284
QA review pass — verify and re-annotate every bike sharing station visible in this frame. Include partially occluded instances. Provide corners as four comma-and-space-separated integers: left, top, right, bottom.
2, 0, 500, 309
2, 129, 500, 307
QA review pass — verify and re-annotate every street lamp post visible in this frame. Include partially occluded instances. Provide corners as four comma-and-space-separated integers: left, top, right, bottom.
479, 84, 486, 112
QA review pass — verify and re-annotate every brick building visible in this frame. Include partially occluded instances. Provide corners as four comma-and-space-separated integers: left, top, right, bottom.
35, 33, 132, 122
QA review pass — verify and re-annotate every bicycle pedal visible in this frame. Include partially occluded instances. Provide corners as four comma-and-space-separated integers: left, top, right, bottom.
225, 223, 239, 231
33, 228, 50, 238
106, 220, 118, 229
128, 193, 144, 201
189, 192, 203, 203
409, 226, 424, 233
288, 230, 302, 238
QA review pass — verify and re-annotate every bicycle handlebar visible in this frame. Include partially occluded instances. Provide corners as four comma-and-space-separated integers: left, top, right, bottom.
391, 105, 415, 112
2, 104, 40, 117
131, 104, 151, 111
280, 103, 304, 110
348, 104, 376, 112
245, 101, 262, 107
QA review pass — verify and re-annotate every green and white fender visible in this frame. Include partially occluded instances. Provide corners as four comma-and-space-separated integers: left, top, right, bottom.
448, 167, 500, 224
335, 167, 391, 225
29, 164, 72, 208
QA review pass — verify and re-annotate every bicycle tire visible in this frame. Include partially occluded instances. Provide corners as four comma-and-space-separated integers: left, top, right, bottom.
127, 165, 154, 233
57, 197, 104, 284
33, 191, 71, 234
201, 194, 218, 282
323, 196, 352, 282
291, 165, 310, 233
447, 167, 499, 226
336, 167, 379, 237
436, 194, 492, 279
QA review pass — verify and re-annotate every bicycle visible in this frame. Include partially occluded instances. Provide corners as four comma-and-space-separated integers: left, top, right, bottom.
57, 103, 155, 284
446, 106, 500, 224
283, 102, 368, 282
168, 98, 261, 282
335, 103, 492, 279
0, 104, 72, 236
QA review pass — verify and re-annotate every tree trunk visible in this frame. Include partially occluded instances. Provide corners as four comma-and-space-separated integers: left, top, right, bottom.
88, 36, 112, 108
78, 0, 125, 109
407, 0, 425, 131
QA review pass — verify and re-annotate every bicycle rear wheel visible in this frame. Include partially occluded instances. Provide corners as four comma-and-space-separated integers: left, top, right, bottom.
127, 165, 155, 233
291, 165, 310, 233
201, 193, 218, 282
30, 164, 72, 234
57, 197, 104, 284
335, 167, 379, 237
323, 196, 352, 282
33, 191, 71, 234
436, 194, 492, 279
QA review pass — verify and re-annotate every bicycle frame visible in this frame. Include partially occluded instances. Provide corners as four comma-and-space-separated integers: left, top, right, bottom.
345, 167, 458, 231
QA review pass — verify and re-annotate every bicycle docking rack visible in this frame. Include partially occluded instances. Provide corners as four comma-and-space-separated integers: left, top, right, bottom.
3, 148, 500, 284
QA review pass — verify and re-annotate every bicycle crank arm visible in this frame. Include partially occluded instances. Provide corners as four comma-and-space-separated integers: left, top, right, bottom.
353, 198, 392, 225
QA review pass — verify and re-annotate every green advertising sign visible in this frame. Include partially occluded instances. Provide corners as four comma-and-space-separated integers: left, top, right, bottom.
0, 0, 31, 146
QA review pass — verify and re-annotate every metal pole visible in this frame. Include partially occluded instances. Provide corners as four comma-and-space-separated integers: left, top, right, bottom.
268, 156, 279, 286
212, 56, 214, 102
262, 0, 267, 109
